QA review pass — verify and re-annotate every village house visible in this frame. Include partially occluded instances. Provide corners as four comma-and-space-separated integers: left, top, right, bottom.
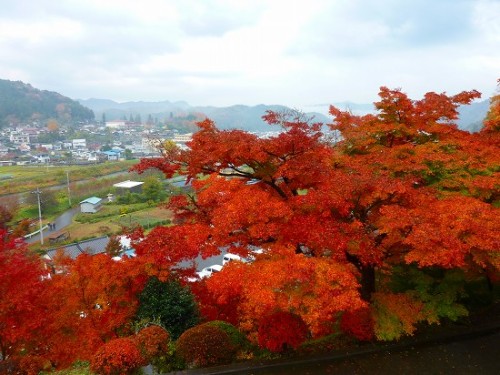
113, 180, 144, 195
80, 196, 103, 213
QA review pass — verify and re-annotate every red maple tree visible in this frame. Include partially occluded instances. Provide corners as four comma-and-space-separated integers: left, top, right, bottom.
0, 230, 49, 361
40, 253, 147, 367
129, 85, 500, 340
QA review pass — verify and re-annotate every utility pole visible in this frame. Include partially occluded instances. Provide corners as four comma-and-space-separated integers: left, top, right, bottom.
66, 170, 72, 207
32, 188, 44, 245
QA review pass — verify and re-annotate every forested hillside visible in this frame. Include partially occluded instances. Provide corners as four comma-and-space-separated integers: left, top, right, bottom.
0, 79, 94, 127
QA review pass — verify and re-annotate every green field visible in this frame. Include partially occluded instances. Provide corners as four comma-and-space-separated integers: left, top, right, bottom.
30, 205, 173, 252
0, 160, 138, 195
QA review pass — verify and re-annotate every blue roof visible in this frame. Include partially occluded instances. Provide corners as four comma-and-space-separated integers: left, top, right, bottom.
80, 196, 102, 204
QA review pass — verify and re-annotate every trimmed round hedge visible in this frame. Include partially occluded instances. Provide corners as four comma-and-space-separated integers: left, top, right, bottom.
176, 323, 236, 368
205, 320, 251, 351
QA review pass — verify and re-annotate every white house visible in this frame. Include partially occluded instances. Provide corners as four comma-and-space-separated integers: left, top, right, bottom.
10, 131, 30, 144
106, 120, 127, 129
101, 150, 120, 160
80, 196, 103, 213
113, 180, 144, 194
173, 133, 193, 143
72, 139, 87, 150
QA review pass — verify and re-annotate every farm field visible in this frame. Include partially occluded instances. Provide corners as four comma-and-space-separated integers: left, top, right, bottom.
0, 160, 138, 195
68, 205, 173, 239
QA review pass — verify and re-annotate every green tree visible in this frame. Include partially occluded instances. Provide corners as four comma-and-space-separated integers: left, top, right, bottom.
136, 277, 199, 339
26, 189, 58, 213
101, 143, 112, 152
124, 149, 133, 160
142, 176, 165, 202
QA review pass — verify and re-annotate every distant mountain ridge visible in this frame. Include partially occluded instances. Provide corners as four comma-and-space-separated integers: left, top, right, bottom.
0, 79, 94, 127
80, 98, 489, 133
79, 98, 330, 132
0, 78, 488, 132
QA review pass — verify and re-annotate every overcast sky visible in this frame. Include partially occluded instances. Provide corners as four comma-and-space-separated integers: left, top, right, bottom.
0, 0, 498, 111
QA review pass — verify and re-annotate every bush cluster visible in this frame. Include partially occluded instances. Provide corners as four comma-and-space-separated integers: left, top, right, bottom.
176, 323, 236, 368
206, 320, 251, 352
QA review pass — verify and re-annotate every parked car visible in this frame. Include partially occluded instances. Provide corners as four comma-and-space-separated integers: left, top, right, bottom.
222, 253, 242, 265
222, 247, 264, 265
196, 264, 223, 279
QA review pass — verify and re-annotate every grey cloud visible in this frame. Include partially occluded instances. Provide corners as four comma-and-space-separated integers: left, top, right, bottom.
289, 0, 475, 58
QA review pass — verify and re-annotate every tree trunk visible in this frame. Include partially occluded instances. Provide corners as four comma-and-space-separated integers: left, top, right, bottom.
360, 265, 376, 302
345, 253, 376, 302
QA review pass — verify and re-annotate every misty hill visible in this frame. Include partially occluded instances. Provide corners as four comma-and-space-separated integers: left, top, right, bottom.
307, 100, 489, 133
456, 99, 490, 132
79, 97, 489, 133
79, 98, 330, 132
0, 79, 94, 127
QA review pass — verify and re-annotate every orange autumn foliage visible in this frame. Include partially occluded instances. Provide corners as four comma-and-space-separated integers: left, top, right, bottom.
130, 84, 499, 342
258, 311, 309, 353
0, 230, 48, 360
134, 325, 170, 363
90, 337, 144, 375
41, 253, 147, 367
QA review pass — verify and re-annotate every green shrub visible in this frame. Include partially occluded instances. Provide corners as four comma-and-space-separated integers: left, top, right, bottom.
146, 341, 185, 374
40, 361, 94, 375
117, 192, 145, 204
205, 320, 251, 352
176, 323, 236, 368
136, 277, 200, 339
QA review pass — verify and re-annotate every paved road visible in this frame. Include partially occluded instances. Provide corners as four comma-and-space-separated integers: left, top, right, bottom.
25, 207, 79, 245
242, 331, 500, 375
180, 329, 499, 375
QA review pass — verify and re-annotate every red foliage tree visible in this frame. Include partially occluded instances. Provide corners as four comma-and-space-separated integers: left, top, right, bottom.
258, 311, 309, 353
41, 253, 147, 367
131, 84, 499, 341
18, 355, 52, 375
481, 79, 500, 135
0, 230, 48, 361
134, 325, 170, 363
90, 337, 144, 375
340, 308, 375, 341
